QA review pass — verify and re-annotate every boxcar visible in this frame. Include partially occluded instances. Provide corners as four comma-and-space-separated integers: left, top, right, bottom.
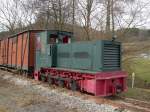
0, 30, 44, 73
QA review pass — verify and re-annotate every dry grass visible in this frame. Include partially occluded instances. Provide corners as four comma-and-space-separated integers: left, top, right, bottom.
0, 106, 9, 112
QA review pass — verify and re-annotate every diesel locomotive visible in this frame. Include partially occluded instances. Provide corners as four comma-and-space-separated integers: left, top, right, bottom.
0, 30, 127, 96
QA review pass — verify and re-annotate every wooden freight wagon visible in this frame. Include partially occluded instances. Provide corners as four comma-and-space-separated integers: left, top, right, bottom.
0, 30, 43, 74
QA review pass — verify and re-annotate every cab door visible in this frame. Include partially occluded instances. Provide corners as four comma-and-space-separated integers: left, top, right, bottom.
50, 44, 57, 67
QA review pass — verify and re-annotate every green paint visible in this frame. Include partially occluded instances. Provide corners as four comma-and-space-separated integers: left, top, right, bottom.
57, 40, 121, 71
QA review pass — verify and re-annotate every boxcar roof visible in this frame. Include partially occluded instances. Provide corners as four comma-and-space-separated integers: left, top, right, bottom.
0, 29, 73, 40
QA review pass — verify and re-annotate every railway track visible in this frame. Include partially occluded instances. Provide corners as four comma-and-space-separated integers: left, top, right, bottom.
119, 97, 150, 112
39, 80, 150, 112
76, 94, 150, 112
0, 68, 150, 112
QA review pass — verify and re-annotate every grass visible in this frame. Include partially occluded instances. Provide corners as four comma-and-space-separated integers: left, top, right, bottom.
123, 58, 150, 87
132, 58, 150, 82
122, 58, 150, 101
120, 87, 150, 102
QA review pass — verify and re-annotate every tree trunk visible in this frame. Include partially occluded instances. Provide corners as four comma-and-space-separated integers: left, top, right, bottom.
106, 0, 111, 34
72, 0, 75, 34
111, 0, 115, 38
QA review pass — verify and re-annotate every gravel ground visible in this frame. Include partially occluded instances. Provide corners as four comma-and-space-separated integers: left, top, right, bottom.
0, 76, 79, 112
0, 70, 130, 112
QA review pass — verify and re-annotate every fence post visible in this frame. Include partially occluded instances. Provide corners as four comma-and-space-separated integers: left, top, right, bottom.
132, 72, 135, 88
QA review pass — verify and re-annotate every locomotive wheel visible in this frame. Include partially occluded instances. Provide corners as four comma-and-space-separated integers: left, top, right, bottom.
116, 85, 122, 94
48, 76, 53, 85
31, 74, 34, 79
41, 74, 46, 82
70, 80, 78, 91
25, 71, 29, 78
23, 71, 28, 78
58, 80, 65, 87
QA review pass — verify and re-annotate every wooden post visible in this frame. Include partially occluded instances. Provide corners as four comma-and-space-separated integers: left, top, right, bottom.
132, 72, 135, 88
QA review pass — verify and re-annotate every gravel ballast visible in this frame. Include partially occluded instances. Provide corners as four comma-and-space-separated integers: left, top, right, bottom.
1, 71, 130, 112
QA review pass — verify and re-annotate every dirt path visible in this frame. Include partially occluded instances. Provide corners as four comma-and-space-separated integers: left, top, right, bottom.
0, 78, 78, 112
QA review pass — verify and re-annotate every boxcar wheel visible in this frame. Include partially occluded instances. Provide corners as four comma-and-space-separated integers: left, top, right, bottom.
70, 80, 78, 91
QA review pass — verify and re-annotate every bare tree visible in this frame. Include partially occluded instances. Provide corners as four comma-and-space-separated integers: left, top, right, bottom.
106, 0, 111, 34
0, 0, 150, 42
0, 0, 20, 33
0, 0, 37, 33
20, 0, 38, 30
100, 0, 150, 39
77, 0, 96, 40
115, 0, 150, 39
72, 0, 76, 34
26, 0, 74, 30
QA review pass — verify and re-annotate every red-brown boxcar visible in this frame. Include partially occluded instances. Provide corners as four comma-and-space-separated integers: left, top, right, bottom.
0, 30, 43, 74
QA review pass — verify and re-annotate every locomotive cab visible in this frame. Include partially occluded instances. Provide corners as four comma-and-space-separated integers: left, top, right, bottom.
35, 30, 73, 71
